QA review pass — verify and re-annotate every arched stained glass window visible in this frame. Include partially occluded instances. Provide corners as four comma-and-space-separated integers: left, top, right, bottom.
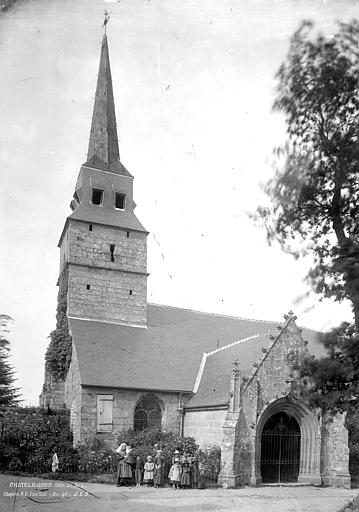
134, 396, 162, 431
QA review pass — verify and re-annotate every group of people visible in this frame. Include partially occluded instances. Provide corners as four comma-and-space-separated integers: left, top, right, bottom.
115, 444, 200, 489
168, 450, 199, 490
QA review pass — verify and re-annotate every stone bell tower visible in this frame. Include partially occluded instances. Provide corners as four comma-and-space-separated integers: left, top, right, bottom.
58, 34, 148, 327
40, 33, 148, 408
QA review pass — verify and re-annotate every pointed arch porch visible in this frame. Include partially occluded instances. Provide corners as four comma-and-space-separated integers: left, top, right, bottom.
253, 397, 321, 485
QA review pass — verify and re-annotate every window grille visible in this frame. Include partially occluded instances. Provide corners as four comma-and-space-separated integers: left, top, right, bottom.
134, 396, 162, 431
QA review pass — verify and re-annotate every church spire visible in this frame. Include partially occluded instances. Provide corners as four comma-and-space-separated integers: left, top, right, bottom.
86, 33, 120, 169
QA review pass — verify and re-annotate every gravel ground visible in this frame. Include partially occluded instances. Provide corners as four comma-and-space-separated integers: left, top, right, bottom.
0, 473, 357, 512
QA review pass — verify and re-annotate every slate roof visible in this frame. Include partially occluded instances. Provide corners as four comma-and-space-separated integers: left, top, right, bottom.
87, 34, 120, 167
83, 156, 133, 177
68, 202, 147, 233
69, 304, 281, 393
68, 304, 324, 405
186, 326, 324, 408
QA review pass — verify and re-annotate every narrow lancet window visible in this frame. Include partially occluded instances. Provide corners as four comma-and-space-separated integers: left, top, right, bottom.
110, 244, 115, 262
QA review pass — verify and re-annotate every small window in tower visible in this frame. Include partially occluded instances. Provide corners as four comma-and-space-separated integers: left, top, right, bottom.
86, 284, 91, 290
126, 231, 130, 238
110, 244, 115, 262
89, 224, 93, 232
129, 290, 133, 296
92, 188, 104, 206
115, 192, 126, 210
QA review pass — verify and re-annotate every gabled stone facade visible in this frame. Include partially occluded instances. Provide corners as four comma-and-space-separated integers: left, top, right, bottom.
217, 313, 350, 488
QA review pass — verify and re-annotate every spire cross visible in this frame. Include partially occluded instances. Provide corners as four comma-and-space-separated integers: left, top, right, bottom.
102, 10, 111, 34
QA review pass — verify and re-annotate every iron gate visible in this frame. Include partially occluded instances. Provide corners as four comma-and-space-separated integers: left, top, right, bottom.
261, 417, 300, 483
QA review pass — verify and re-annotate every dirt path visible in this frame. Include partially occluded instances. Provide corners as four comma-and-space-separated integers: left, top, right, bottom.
0, 474, 356, 512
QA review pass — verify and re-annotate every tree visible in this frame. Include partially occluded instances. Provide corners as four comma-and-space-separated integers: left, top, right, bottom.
258, 20, 359, 328
296, 322, 359, 412
0, 314, 20, 406
257, 20, 359, 413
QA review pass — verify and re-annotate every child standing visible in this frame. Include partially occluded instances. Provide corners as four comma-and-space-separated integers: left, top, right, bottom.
153, 460, 163, 488
171, 450, 181, 464
143, 455, 154, 486
134, 455, 143, 487
190, 457, 199, 488
51, 448, 59, 474
168, 458, 181, 489
154, 449, 165, 465
180, 455, 191, 489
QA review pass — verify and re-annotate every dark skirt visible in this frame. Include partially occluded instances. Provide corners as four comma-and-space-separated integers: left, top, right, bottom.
117, 461, 132, 480
153, 468, 163, 485
135, 468, 142, 484
181, 471, 191, 486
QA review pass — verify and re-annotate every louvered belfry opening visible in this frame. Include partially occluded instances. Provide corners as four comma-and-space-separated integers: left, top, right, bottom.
134, 396, 162, 431
260, 412, 301, 483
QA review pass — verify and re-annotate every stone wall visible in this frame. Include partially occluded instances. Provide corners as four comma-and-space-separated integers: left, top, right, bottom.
67, 264, 147, 325
67, 221, 147, 274
183, 409, 227, 448
64, 343, 82, 446
77, 387, 181, 447
61, 220, 147, 325
321, 414, 351, 488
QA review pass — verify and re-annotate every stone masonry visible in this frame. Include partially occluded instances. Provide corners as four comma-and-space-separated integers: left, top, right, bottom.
183, 409, 228, 448
218, 314, 350, 488
63, 220, 147, 325
74, 387, 181, 447
64, 343, 82, 441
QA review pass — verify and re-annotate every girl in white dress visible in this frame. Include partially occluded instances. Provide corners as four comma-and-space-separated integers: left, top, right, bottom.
143, 456, 154, 486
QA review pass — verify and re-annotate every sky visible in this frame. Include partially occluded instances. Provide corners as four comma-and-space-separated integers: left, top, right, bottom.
1, 0, 358, 405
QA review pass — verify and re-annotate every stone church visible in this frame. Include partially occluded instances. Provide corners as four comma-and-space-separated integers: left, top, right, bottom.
40, 34, 350, 488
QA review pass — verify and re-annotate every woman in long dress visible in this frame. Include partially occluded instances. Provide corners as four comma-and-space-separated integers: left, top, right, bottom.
116, 443, 127, 486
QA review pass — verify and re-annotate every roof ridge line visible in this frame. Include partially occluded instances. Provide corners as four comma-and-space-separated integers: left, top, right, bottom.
206, 333, 260, 356
192, 334, 260, 396
67, 316, 147, 329
193, 352, 208, 394
147, 303, 280, 325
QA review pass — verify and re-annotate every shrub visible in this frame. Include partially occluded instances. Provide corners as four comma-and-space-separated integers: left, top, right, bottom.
76, 436, 116, 474
0, 406, 78, 473
198, 445, 221, 483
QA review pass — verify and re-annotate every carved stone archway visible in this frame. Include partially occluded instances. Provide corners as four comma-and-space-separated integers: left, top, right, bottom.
254, 397, 321, 485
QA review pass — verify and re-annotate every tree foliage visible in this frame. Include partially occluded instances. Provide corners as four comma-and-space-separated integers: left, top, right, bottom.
296, 322, 359, 413
0, 407, 77, 472
257, 20, 359, 414
45, 266, 72, 380
0, 315, 20, 407
258, 20, 359, 328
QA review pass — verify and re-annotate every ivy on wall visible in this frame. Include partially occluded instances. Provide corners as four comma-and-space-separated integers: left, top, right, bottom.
45, 265, 72, 380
